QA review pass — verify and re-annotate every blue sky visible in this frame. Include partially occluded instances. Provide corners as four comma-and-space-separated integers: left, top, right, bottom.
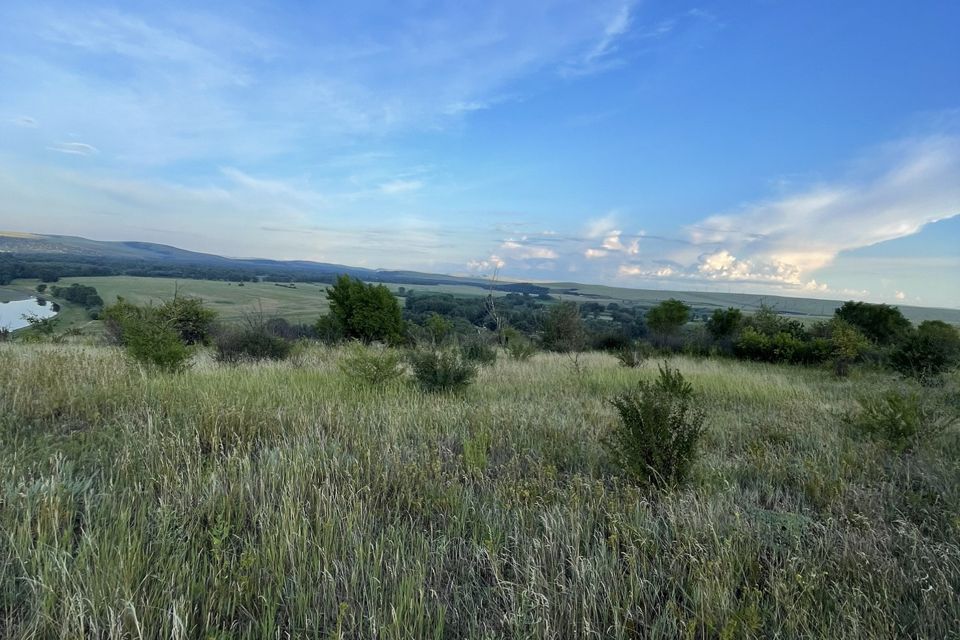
1, 1, 958, 308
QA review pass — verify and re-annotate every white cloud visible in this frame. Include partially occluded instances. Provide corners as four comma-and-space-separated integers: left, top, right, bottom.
895, 290, 906, 300
48, 142, 99, 156
683, 133, 960, 281
379, 179, 423, 195
585, 248, 608, 259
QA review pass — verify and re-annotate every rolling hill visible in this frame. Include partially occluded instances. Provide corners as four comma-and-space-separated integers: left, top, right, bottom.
2, 230, 958, 324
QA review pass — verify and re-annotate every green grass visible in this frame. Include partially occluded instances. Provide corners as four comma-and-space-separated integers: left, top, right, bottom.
55, 276, 332, 323
1, 344, 958, 638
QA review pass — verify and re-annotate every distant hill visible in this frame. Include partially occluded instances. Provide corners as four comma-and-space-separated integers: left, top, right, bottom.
2, 230, 958, 324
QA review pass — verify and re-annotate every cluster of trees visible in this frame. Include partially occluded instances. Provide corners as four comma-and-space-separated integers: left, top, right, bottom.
697, 301, 960, 380
48, 283, 104, 317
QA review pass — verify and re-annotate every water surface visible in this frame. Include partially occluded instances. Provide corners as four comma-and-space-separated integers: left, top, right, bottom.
0, 297, 59, 331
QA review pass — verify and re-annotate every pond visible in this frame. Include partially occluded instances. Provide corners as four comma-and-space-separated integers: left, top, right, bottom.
0, 297, 59, 331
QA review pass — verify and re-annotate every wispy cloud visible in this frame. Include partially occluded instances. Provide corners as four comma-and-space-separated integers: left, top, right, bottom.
48, 142, 99, 156
379, 179, 423, 195
561, 1, 635, 76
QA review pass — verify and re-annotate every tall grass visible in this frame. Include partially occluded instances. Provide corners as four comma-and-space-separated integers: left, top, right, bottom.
1, 343, 957, 638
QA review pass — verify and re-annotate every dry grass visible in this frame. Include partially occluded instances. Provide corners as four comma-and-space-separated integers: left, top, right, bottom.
1, 343, 958, 638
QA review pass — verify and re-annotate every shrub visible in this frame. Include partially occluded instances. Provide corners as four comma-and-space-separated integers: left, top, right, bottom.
605, 364, 705, 488
890, 320, 960, 382
101, 297, 145, 345
846, 391, 953, 453
593, 331, 632, 353
460, 339, 497, 366
542, 301, 586, 353
214, 327, 292, 363
407, 349, 478, 393
425, 313, 453, 346
124, 315, 192, 373
706, 307, 742, 340
503, 328, 536, 361
616, 341, 653, 368
835, 300, 911, 346
158, 296, 218, 345
733, 327, 770, 361
0, 327, 10, 342
338, 343, 405, 386
828, 319, 870, 377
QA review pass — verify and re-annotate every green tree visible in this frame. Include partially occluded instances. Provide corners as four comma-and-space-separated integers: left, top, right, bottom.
324, 275, 406, 344
829, 318, 870, 377
425, 313, 453, 346
706, 307, 742, 340
835, 301, 911, 345
542, 301, 586, 353
646, 299, 690, 337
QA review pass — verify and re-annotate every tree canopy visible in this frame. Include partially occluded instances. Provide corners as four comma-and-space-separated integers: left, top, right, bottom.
324, 275, 406, 344
646, 299, 691, 336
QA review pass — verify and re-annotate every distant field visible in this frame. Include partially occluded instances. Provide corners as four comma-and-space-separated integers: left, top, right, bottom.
8, 275, 959, 330
544, 281, 960, 324
56, 276, 332, 323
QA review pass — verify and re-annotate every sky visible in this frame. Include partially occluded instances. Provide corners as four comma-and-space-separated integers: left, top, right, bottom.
1, 1, 958, 308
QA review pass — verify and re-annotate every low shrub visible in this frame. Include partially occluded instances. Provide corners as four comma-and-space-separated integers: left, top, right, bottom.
338, 343, 405, 387
124, 316, 192, 373
889, 320, 960, 383
407, 349, 478, 393
593, 331, 632, 353
503, 329, 536, 361
460, 339, 497, 366
214, 327, 292, 363
846, 390, 954, 453
616, 341, 653, 368
605, 363, 705, 488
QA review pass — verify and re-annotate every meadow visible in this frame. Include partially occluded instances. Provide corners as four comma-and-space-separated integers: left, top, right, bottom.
1, 342, 958, 638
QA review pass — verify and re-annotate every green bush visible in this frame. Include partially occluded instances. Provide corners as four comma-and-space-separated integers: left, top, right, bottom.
460, 339, 497, 366
503, 328, 536, 361
706, 307, 742, 340
325, 275, 406, 344
158, 296, 218, 345
605, 364, 705, 488
338, 343, 405, 386
407, 349, 478, 393
846, 390, 953, 452
214, 327, 292, 363
124, 315, 192, 373
890, 320, 960, 382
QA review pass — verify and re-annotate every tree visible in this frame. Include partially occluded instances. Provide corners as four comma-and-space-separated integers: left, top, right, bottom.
324, 275, 405, 344
890, 320, 960, 382
425, 313, 453, 346
706, 307, 742, 340
542, 301, 586, 353
829, 318, 869, 377
646, 299, 690, 337
835, 301, 911, 345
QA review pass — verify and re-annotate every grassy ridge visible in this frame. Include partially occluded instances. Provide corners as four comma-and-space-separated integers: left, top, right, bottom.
1, 345, 958, 638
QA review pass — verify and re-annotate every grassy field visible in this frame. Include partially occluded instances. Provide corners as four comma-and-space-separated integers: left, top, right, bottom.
1, 342, 958, 638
